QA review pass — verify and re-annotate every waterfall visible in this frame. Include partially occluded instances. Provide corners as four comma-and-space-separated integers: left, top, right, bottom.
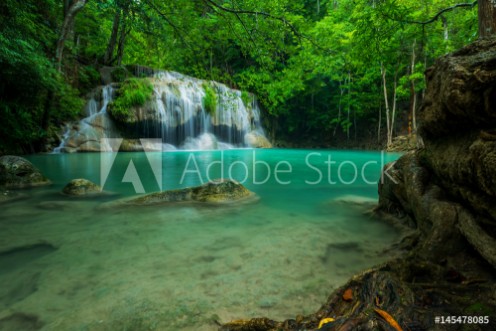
54, 71, 271, 152
54, 86, 118, 153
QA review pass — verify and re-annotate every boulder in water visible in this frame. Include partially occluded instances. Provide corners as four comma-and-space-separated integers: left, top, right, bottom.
62, 178, 102, 196
0, 156, 51, 189
245, 131, 272, 148
101, 179, 257, 208
191, 179, 255, 203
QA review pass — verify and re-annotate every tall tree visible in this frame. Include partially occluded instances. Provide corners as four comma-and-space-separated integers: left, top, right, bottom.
56, 0, 88, 70
104, 7, 121, 65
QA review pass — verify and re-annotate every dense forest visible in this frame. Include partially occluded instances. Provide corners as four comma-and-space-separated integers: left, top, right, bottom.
0, 0, 480, 153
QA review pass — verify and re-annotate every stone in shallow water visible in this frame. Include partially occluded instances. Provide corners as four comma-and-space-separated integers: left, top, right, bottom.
0, 156, 51, 189
332, 195, 377, 206
62, 178, 102, 196
100, 179, 258, 208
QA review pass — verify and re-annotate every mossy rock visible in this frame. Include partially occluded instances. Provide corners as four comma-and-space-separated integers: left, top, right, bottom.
0, 156, 51, 189
100, 179, 258, 208
62, 178, 102, 196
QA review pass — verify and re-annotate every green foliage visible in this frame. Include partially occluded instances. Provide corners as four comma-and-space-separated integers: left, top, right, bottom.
78, 66, 101, 94
111, 67, 129, 83
0, 0, 480, 152
110, 78, 154, 121
241, 91, 251, 108
203, 84, 218, 115
56, 83, 85, 120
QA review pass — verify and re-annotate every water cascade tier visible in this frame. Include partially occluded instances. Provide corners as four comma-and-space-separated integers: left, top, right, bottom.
55, 70, 271, 152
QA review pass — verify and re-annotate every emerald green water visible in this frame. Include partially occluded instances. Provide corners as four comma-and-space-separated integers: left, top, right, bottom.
1, 149, 401, 330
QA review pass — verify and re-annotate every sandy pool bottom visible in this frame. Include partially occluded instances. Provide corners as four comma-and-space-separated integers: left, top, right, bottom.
0, 190, 399, 331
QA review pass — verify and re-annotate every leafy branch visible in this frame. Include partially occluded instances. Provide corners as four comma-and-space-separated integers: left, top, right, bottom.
383, 1, 478, 25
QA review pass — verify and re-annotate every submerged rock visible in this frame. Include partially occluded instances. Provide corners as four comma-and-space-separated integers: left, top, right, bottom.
0, 156, 51, 189
0, 313, 43, 331
0, 190, 28, 204
62, 178, 102, 196
101, 179, 257, 208
331, 195, 377, 206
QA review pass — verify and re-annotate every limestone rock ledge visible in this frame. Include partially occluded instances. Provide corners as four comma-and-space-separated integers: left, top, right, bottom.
378, 38, 496, 269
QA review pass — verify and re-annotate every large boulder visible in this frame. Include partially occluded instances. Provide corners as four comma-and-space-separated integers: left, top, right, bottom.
0, 156, 51, 189
101, 179, 257, 208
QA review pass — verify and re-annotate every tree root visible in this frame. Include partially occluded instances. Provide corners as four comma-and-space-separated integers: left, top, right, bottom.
457, 209, 496, 270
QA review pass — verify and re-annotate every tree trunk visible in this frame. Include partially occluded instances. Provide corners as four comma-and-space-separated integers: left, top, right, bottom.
116, 11, 129, 66
380, 62, 392, 147
104, 8, 121, 65
391, 70, 398, 143
56, 0, 88, 70
347, 71, 351, 140
479, 0, 496, 38
63, 0, 73, 17
409, 39, 417, 134
442, 16, 449, 41
333, 79, 344, 137
378, 82, 382, 144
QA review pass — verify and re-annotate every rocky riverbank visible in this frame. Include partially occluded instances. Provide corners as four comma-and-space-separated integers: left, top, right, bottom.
219, 39, 496, 331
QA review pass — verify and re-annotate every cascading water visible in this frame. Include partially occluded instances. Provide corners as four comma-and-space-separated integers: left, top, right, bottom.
54, 70, 271, 152
54, 86, 118, 153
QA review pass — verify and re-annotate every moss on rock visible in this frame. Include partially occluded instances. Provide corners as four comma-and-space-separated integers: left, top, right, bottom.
109, 78, 154, 122
0, 156, 51, 189
100, 179, 257, 208
62, 178, 102, 196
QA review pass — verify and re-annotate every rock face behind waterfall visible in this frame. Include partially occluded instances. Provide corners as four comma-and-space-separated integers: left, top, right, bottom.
109, 71, 268, 148
217, 39, 496, 331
